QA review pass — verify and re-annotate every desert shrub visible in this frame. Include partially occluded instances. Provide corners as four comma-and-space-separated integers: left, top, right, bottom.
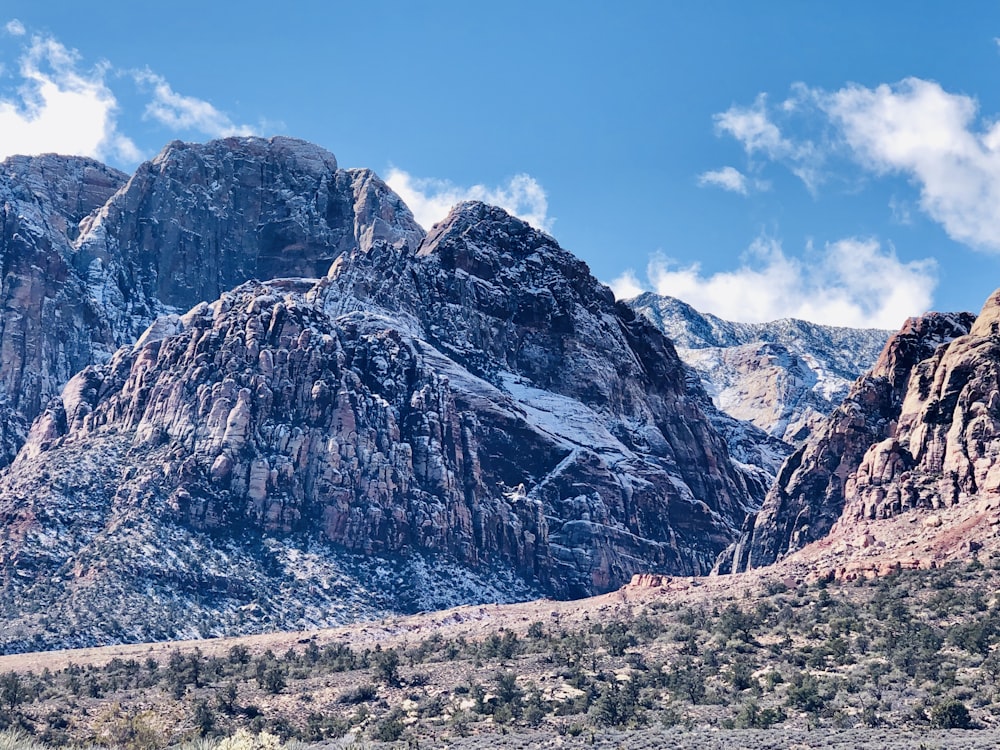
338, 684, 377, 704
735, 698, 784, 728
370, 717, 404, 742
372, 647, 400, 686
930, 698, 973, 729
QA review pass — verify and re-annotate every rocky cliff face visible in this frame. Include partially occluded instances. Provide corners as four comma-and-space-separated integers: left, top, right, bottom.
724, 310, 975, 572
0, 138, 423, 471
0, 142, 762, 651
0, 154, 128, 465
841, 291, 1000, 523
73, 136, 423, 342
630, 293, 891, 446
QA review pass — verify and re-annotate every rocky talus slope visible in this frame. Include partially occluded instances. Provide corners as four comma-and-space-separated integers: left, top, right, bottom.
0, 140, 761, 651
630, 293, 891, 446
724, 309, 976, 572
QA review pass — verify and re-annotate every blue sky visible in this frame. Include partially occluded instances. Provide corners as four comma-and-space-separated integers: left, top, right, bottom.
3, 2, 1000, 329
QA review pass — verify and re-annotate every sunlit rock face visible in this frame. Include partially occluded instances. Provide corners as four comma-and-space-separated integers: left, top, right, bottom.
0, 141, 762, 651
722, 309, 976, 573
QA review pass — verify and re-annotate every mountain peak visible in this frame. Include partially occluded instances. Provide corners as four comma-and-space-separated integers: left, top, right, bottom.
151, 135, 339, 175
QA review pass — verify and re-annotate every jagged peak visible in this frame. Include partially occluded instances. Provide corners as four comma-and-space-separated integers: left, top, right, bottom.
0, 152, 126, 179
872, 309, 975, 388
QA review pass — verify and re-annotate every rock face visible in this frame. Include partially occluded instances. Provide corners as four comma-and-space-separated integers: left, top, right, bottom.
630, 293, 891, 445
0, 138, 423, 471
842, 291, 1000, 522
0, 143, 762, 651
73, 136, 423, 342
0, 154, 128, 465
724, 310, 975, 572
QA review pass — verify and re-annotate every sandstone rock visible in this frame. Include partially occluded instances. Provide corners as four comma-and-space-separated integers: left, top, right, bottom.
840, 289, 1000, 524
723, 310, 975, 572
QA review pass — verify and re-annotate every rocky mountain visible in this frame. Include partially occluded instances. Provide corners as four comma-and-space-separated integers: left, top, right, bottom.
0, 138, 422, 472
630, 293, 892, 446
723, 308, 976, 572
0, 138, 763, 651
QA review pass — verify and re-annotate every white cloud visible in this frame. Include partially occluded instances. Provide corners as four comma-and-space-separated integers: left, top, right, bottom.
0, 35, 139, 162
715, 94, 790, 156
386, 168, 552, 232
608, 269, 645, 300
0, 24, 264, 167
713, 90, 826, 192
618, 237, 936, 329
697, 166, 748, 194
133, 69, 257, 138
824, 77, 1000, 251
715, 78, 1000, 252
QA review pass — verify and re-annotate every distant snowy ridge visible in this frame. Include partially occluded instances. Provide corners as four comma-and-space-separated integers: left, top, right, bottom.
629, 292, 892, 445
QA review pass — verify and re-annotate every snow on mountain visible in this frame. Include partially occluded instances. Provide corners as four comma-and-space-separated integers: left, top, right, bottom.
630, 292, 892, 445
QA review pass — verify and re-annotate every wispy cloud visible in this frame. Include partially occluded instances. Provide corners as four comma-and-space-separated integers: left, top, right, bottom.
0, 23, 263, 167
0, 34, 140, 162
714, 91, 825, 191
133, 69, 257, 138
610, 236, 936, 329
386, 168, 553, 232
697, 166, 749, 194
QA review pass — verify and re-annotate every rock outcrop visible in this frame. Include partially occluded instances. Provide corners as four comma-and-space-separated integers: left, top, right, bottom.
723, 310, 975, 572
0, 144, 762, 651
73, 136, 424, 342
0, 138, 423, 470
841, 291, 1000, 522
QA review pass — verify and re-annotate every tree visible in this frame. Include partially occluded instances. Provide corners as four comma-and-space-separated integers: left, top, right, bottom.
0, 672, 25, 711
373, 647, 401, 687
930, 698, 972, 729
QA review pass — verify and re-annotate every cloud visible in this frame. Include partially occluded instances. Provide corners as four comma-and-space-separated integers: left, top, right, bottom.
0, 24, 264, 167
715, 78, 1000, 252
713, 92, 824, 191
386, 168, 553, 232
824, 77, 1000, 251
0, 35, 140, 162
133, 69, 257, 138
697, 166, 748, 194
616, 237, 936, 329
608, 269, 645, 300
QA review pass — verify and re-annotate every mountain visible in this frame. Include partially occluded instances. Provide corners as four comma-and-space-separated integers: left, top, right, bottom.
0, 138, 422, 471
723, 308, 976, 572
0, 138, 762, 651
630, 293, 892, 446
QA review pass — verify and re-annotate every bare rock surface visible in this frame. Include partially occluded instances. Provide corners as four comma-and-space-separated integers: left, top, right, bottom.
0, 154, 127, 465
724, 309, 976, 572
